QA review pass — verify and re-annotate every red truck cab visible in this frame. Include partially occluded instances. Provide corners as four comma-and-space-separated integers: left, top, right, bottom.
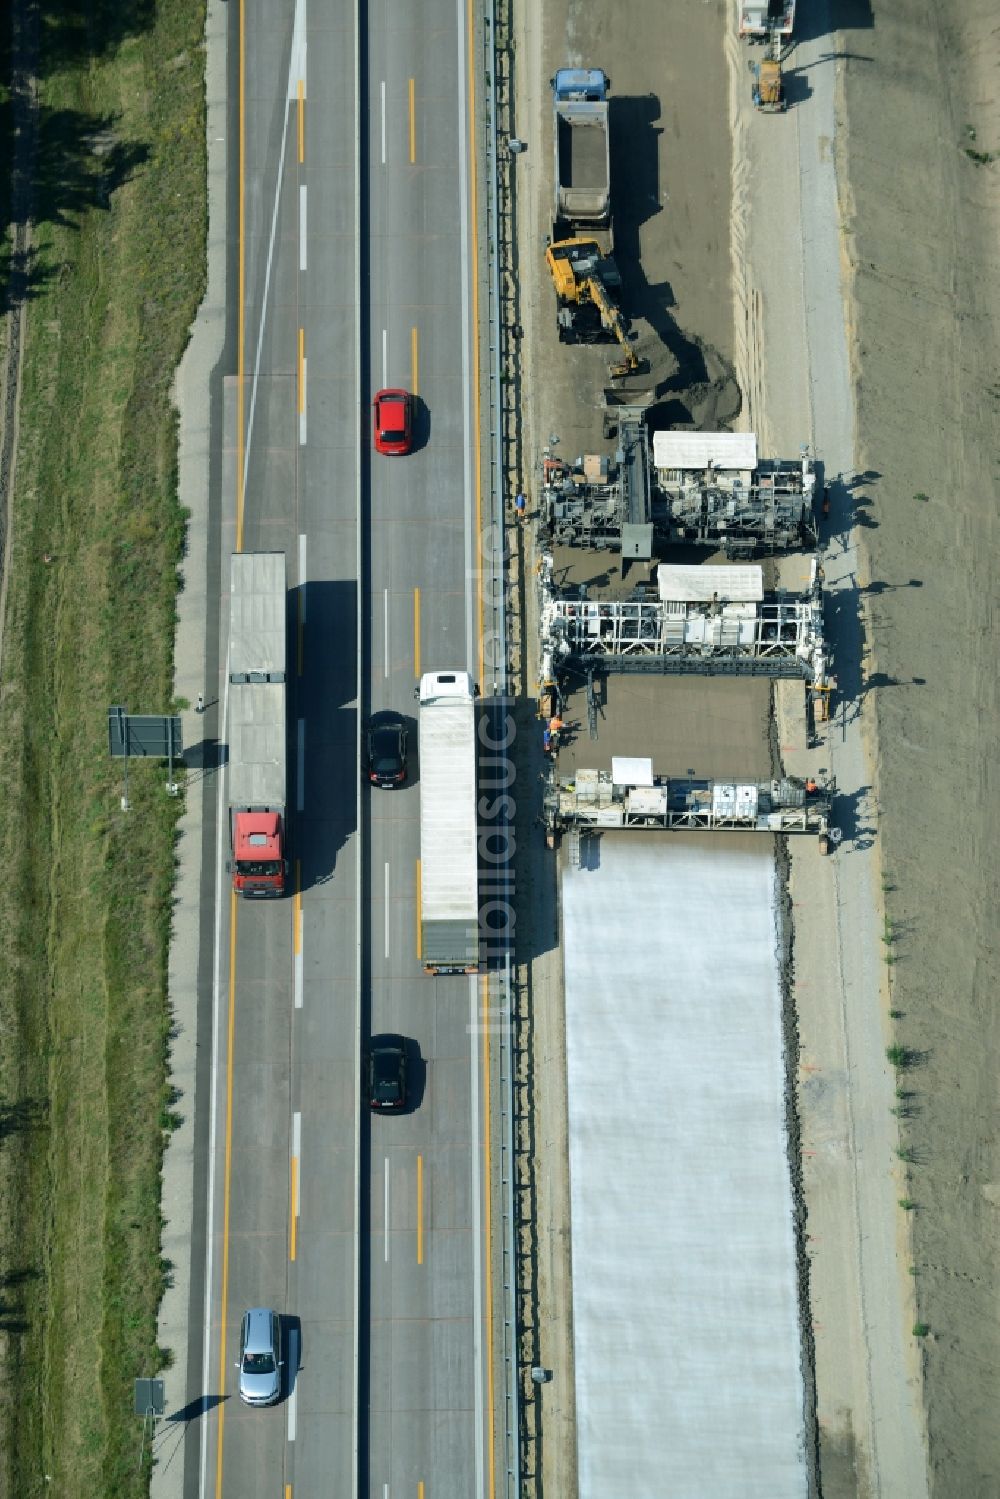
231, 810, 286, 897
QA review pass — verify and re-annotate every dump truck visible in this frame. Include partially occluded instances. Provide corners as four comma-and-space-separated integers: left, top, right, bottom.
227, 551, 288, 898
751, 54, 786, 112
418, 670, 479, 973
552, 67, 611, 235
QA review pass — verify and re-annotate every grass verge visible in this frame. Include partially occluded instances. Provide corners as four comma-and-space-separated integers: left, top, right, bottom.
0, 3, 206, 1493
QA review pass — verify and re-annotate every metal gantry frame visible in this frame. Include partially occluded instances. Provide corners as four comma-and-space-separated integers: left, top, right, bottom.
539, 425, 818, 557
544, 768, 836, 846
538, 553, 828, 686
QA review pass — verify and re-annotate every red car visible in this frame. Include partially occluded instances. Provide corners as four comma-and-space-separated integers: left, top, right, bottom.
372, 388, 413, 456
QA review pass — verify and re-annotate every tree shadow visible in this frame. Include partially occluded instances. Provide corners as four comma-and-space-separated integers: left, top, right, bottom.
0, 1264, 39, 1337
35, 0, 157, 73
34, 109, 150, 228
0, 1096, 46, 1141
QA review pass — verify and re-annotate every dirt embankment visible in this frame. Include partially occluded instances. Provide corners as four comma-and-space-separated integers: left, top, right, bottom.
837, 4, 1000, 1491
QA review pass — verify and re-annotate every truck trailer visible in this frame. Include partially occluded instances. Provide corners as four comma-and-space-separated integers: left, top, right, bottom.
739, 0, 796, 39
228, 551, 288, 898
418, 671, 479, 973
552, 67, 611, 235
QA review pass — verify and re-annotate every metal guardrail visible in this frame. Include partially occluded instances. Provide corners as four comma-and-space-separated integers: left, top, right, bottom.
482, 3, 520, 1495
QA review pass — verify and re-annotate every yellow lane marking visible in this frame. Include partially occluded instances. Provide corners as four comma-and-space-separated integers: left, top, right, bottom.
298, 327, 305, 414
286, 1486, 292, 1499
411, 325, 419, 398
297, 79, 305, 163
215, 889, 239, 1499
236, 0, 246, 553
466, 0, 485, 693
481, 977, 496, 1499
294, 861, 302, 955
466, 0, 494, 1489
290, 1156, 299, 1261
413, 587, 421, 678
418, 1485, 425, 1499
415, 860, 422, 961
417, 1154, 424, 1265
409, 77, 416, 164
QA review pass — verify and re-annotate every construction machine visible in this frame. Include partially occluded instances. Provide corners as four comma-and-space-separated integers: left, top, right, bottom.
545, 237, 640, 380
750, 38, 785, 112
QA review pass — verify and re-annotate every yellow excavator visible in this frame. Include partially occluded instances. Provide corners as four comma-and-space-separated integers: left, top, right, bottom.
545, 237, 640, 380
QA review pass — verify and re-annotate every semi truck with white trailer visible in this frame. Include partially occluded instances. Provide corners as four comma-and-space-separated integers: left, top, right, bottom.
417, 670, 479, 973
227, 551, 288, 898
552, 67, 611, 235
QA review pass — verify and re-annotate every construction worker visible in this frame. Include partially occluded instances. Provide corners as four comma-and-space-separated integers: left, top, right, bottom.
805, 777, 818, 795
548, 714, 564, 740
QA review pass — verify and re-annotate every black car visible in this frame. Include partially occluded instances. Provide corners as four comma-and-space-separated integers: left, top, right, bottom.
366, 1035, 408, 1112
366, 710, 408, 788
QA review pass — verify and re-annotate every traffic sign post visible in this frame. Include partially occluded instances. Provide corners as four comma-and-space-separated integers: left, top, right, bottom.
133, 1376, 164, 1472
108, 706, 184, 802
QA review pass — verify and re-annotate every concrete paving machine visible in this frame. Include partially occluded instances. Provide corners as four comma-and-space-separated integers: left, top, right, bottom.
545, 237, 640, 380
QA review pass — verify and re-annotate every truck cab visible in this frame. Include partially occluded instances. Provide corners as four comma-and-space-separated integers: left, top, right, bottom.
231, 810, 286, 897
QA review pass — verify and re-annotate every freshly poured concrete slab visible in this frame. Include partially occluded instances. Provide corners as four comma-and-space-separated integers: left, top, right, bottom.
562, 833, 807, 1498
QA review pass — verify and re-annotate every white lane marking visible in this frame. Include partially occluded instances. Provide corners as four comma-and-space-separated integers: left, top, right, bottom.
297, 719, 305, 812
383, 587, 389, 678
294, 916, 304, 1010
381, 327, 387, 391
293, 1111, 302, 1193
380, 80, 387, 165
384, 1157, 390, 1262
298, 532, 307, 645
468, 972, 486, 1499
455, 3, 478, 678
198, 646, 232, 1499
384, 861, 390, 958
288, 0, 307, 98
242, 35, 298, 502
287, 1328, 300, 1442
299, 184, 307, 270
299, 356, 307, 446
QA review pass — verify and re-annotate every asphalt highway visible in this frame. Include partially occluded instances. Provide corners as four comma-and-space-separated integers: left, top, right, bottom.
194, 2, 490, 1496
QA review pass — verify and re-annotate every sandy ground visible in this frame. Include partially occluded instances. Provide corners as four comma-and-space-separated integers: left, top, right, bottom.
511, 3, 773, 1495
834, 4, 1000, 1493
512, 0, 1000, 1494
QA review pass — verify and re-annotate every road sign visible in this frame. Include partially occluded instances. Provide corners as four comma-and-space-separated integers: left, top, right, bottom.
108, 707, 183, 760
133, 1378, 164, 1418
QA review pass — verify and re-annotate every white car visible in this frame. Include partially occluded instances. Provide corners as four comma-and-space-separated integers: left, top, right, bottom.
236, 1308, 282, 1406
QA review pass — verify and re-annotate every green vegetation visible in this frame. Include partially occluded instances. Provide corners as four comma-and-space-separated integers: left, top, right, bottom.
913, 1322, 930, 1337
886, 1043, 916, 1069
899, 1199, 917, 1211
0, 3, 206, 1494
